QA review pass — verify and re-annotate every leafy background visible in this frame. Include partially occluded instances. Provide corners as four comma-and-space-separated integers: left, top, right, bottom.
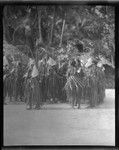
3, 5, 115, 88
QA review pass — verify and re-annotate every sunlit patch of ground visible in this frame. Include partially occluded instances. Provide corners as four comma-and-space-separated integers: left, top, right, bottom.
4, 89, 115, 145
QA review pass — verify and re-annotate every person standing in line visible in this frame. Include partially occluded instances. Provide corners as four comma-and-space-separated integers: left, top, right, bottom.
7, 69, 13, 102
25, 66, 34, 110
65, 60, 83, 109
18, 62, 24, 102
3, 65, 9, 104
26, 75, 33, 109
13, 64, 19, 102
88, 59, 99, 108
31, 64, 43, 109
96, 62, 106, 104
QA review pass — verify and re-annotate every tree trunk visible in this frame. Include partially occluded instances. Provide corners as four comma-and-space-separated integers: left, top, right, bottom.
49, 6, 56, 45
59, 19, 65, 47
44, 6, 56, 61
37, 6, 43, 44
3, 7, 12, 43
36, 6, 43, 67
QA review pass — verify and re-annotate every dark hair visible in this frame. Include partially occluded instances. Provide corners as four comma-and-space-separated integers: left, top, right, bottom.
71, 60, 76, 67
75, 41, 83, 53
93, 59, 98, 65
77, 59, 81, 67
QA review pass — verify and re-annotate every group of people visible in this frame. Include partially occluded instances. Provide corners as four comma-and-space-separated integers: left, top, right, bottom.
3, 62, 25, 104
3, 54, 106, 110
23, 59, 67, 109
65, 57, 106, 109
3, 57, 67, 109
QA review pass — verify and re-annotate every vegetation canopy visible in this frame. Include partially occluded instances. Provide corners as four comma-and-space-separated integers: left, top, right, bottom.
3, 5, 115, 82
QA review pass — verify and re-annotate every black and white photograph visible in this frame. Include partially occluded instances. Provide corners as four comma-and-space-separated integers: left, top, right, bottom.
3, 4, 115, 146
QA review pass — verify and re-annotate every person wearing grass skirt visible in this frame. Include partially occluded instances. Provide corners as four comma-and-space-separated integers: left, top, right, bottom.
25, 67, 34, 109
97, 63, 106, 104
65, 60, 84, 109
31, 64, 42, 109
87, 58, 105, 108
87, 60, 99, 108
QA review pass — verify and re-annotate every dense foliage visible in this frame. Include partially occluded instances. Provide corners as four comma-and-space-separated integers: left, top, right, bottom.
3, 5, 114, 58
3, 5, 115, 88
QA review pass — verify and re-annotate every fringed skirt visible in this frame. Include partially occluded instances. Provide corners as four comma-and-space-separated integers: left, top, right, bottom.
65, 75, 84, 102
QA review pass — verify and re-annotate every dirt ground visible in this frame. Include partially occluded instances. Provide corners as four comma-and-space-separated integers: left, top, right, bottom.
4, 89, 115, 146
